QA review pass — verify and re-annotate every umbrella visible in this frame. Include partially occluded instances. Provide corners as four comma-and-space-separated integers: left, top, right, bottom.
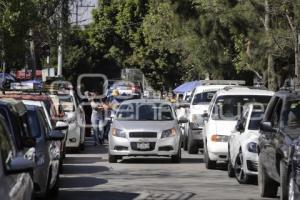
173, 81, 201, 94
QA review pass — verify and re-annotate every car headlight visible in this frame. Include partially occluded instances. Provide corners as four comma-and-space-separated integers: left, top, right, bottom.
211, 134, 229, 142
161, 128, 176, 138
247, 142, 258, 153
112, 128, 126, 138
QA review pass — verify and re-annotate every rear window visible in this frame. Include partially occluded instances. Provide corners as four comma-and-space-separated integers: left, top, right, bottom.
248, 112, 264, 130
212, 95, 271, 121
192, 91, 216, 105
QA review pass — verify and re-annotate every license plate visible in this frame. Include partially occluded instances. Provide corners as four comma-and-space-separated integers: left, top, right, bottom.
137, 142, 150, 150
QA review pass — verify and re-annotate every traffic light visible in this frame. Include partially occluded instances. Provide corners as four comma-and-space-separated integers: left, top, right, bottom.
40, 42, 50, 57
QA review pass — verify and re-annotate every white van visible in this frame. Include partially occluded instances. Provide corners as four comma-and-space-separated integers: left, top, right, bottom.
202, 87, 273, 169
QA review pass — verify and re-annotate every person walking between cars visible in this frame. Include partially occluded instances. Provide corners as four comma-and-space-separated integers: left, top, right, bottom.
90, 94, 108, 145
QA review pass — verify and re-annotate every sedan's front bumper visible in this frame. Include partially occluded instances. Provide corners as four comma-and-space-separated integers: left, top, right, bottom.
109, 136, 179, 156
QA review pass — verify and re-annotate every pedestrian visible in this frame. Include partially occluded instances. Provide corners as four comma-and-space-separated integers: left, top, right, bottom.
90, 93, 107, 145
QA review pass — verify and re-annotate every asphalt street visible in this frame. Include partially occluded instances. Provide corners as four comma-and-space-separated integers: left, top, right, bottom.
53, 139, 277, 200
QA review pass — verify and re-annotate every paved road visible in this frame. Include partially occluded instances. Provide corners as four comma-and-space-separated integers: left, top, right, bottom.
54, 139, 277, 200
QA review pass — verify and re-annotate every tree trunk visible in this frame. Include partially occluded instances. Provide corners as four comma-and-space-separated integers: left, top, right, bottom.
29, 29, 37, 79
264, 0, 277, 91
295, 33, 300, 89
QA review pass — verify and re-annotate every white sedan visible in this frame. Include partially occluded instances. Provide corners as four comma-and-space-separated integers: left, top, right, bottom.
228, 104, 264, 184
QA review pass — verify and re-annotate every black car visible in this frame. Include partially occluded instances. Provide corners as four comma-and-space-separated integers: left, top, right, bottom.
258, 89, 300, 200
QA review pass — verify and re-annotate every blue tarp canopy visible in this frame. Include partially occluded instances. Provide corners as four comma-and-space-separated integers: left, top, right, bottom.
0, 73, 16, 81
173, 81, 200, 94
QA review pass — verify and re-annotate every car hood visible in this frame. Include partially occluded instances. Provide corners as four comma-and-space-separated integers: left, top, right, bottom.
113, 120, 176, 132
215, 120, 238, 136
190, 104, 209, 114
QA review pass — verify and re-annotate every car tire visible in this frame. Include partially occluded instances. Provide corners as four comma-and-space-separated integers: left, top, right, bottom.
109, 154, 118, 163
80, 142, 85, 151
49, 173, 60, 197
187, 128, 198, 154
227, 149, 235, 178
258, 155, 278, 198
288, 172, 296, 200
171, 147, 182, 163
234, 151, 251, 184
204, 141, 216, 169
280, 160, 289, 200
183, 134, 188, 151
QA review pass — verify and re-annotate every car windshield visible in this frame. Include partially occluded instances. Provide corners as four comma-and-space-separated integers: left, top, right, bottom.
212, 95, 271, 121
59, 95, 74, 112
27, 110, 41, 138
116, 103, 174, 121
283, 100, 300, 129
248, 111, 264, 130
192, 91, 216, 105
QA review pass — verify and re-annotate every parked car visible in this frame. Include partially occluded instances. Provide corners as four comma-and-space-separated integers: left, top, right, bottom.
228, 103, 265, 184
185, 84, 229, 154
202, 87, 273, 169
108, 99, 188, 163
0, 99, 36, 161
0, 114, 35, 200
26, 105, 65, 197
57, 90, 85, 150
0, 93, 68, 169
258, 89, 300, 200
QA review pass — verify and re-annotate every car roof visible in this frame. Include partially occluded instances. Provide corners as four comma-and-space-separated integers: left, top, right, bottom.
274, 89, 300, 100
121, 99, 172, 105
0, 93, 52, 102
0, 98, 27, 116
216, 86, 274, 96
194, 85, 229, 93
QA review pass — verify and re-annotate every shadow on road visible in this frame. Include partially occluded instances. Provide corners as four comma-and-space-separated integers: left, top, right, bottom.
62, 165, 109, 174
63, 156, 107, 164
60, 176, 108, 188
120, 157, 203, 164
56, 190, 139, 200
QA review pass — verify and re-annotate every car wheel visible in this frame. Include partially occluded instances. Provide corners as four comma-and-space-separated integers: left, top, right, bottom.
288, 173, 296, 200
49, 173, 60, 197
109, 154, 118, 163
280, 160, 289, 200
80, 142, 85, 151
183, 134, 188, 151
187, 128, 198, 154
227, 149, 235, 178
171, 147, 182, 163
258, 155, 278, 197
204, 141, 216, 169
234, 151, 251, 184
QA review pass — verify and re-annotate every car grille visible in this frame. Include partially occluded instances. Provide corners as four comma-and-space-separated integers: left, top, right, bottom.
247, 160, 258, 172
129, 132, 157, 138
131, 142, 156, 151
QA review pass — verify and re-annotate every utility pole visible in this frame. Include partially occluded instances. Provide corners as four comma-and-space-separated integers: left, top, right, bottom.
57, 0, 69, 77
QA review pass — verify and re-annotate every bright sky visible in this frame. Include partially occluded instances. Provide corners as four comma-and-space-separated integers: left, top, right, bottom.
70, 0, 98, 26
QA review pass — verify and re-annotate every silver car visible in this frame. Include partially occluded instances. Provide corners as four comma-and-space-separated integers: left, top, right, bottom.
0, 114, 34, 200
108, 99, 188, 163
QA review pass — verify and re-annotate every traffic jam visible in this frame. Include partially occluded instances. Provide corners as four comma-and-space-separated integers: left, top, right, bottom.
0, 73, 299, 200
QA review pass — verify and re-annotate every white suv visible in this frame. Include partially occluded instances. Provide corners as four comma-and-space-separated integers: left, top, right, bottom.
185, 84, 237, 154
202, 87, 273, 169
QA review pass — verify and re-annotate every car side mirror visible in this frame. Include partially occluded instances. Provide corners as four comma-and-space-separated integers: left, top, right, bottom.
22, 137, 36, 148
55, 121, 69, 131
235, 122, 244, 132
178, 117, 188, 124
48, 130, 65, 141
7, 156, 34, 174
260, 121, 277, 133
201, 112, 209, 119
